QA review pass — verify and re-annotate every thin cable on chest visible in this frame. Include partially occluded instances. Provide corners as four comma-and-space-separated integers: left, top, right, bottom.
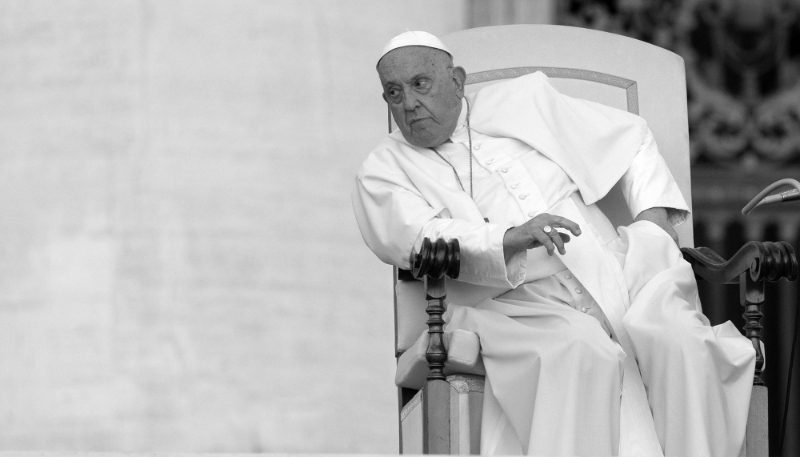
432, 99, 474, 199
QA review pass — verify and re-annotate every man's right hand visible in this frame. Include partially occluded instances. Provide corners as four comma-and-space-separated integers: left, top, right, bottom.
503, 213, 582, 260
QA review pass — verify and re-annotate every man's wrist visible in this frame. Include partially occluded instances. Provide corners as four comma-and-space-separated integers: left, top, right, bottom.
503, 226, 523, 263
635, 207, 669, 225
635, 207, 679, 245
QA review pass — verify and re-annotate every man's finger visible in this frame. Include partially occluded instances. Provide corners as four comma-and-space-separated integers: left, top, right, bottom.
550, 216, 582, 236
536, 229, 556, 255
550, 231, 567, 255
528, 233, 569, 250
550, 230, 569, 255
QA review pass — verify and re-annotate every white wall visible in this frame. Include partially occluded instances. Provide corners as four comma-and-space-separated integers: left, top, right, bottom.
0, 0, 466, 452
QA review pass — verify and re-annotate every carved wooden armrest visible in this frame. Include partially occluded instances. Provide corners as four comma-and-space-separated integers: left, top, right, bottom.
409, 237, 461, 453
410, 237, 461, 381
681, 242, 798, 385
681, 241, 797, 285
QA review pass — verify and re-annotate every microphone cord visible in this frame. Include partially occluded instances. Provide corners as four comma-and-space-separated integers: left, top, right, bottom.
742, 178, 800, 215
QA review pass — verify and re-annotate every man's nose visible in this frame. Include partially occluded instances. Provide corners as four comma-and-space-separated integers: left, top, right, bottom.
402, 89, 420, 111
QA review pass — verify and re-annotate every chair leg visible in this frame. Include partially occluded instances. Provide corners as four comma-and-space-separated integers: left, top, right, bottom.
424, 379, 451, 453
400, 375, 485, 455
448, 375, 484, 455
741, 385, 768, 457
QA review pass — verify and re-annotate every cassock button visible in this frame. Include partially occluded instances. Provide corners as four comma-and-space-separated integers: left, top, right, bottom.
510, 183, 519, 189
565, 273, 572, 280
575, 288, 583, 294
519, 194, 528, 200
501, 167, 508, 173
485, 158, 494, 165
474, 143, 482, 150
581, 307, 588, 313
528, 212, 535, 217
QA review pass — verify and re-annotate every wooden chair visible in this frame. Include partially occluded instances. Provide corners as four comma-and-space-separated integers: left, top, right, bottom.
391, 25, 798, 455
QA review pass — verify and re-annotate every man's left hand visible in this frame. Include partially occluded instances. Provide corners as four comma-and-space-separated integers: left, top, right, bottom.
635, 207, 679, 245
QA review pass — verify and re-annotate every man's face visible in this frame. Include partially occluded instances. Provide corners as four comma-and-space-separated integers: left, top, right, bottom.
377, 47, 465, 148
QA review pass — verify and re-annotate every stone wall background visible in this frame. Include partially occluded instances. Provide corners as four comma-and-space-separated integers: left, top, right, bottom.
0, 0, 467, 452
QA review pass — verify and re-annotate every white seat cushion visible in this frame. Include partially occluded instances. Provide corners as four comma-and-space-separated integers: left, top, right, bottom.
395, 279, 428, 354
395, 328, 485, 389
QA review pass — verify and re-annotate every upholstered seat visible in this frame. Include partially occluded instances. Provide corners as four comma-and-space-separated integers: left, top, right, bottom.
395, 328, 484, 389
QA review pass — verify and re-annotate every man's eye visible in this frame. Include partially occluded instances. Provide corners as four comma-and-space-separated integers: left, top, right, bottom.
414, 80, 431, 91
387, 88, 402, 102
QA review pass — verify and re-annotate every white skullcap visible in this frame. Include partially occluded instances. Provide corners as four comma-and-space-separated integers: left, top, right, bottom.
378, 30, 451, 64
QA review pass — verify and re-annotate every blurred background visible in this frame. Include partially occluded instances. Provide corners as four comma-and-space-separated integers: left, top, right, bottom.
0, 0, 798, 454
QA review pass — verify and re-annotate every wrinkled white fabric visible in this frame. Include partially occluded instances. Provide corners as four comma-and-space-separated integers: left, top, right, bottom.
352, 72, 755, 456
444, 219, 755, 456
614, 221, 756, 457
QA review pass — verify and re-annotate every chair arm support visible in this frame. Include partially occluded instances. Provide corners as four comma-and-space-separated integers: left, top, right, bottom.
682, 241, 798, 386
410, 237, 462, 454
681, 241, 798, 285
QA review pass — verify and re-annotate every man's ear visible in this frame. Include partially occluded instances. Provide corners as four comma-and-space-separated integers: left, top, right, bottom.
452, 66, 467, 97
382, 92, 388, 103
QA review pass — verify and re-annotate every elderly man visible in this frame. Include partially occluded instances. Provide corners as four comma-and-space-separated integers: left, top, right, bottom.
352, 31, 755, 456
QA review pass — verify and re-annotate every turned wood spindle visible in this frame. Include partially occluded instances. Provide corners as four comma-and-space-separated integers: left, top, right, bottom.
740, 270, 766, 386
411, 237, 461, 381
425, 275, 448, 381
410, 237, 461, 454
682, 240, 798, 387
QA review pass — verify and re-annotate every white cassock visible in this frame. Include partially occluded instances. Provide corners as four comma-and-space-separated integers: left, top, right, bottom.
352, 72, 756, 456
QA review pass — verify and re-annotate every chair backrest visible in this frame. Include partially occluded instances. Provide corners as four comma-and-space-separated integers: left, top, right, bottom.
395, 24, 693, 356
